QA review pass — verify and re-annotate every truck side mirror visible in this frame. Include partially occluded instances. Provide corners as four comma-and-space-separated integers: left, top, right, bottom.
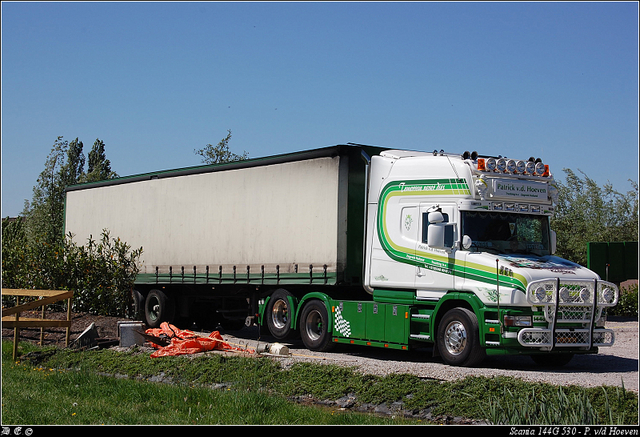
428, 211, 445, 224
428, 223, 455, 250
424, 209, 454, 250
550, 229, 557, 254
462, 235, 473, 250
427, 223, 445, 249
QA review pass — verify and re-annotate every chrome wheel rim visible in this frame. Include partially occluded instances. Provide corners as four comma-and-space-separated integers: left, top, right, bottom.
443, 320, 468, 355
304, 309, 323, 341
271, 299, 289, 330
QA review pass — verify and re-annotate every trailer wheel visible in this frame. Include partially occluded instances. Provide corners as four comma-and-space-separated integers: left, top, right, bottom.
436, 307, 485, 367
265, 289, 296, 340
299, 300, 335, 352
145, 289, 175, 328
131, 290, 145, 320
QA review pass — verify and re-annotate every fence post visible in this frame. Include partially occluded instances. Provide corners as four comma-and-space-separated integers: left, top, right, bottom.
66, 296, 72, 347
13, 296, 20, 361
40, 305, 46, 346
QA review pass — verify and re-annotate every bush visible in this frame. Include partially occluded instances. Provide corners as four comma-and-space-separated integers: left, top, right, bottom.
2, 218, 142, 317
64, 230, 143, 317
609, 283, 638, 318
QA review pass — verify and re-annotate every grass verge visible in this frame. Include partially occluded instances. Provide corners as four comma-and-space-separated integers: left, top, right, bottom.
2, 340, 638, 425
1, 341, 415, 425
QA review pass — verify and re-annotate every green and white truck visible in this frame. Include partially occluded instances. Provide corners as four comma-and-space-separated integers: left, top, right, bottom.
64, 144, 619, 366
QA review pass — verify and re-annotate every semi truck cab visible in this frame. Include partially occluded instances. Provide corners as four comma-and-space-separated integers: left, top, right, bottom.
361, 149, 618, 366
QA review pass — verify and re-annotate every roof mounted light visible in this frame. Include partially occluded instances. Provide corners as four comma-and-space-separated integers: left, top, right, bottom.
542, 165, 550, 177
525, 160, 536, 175
474, 153, 551, 177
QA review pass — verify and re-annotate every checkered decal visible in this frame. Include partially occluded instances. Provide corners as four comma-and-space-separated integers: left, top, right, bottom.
334, 307, 351, 337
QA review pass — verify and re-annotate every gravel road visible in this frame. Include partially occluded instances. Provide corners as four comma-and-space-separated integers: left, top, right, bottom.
220, 317, 638, 393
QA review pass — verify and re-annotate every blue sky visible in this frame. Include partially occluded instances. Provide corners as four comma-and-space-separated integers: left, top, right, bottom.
2, 1, 638, 217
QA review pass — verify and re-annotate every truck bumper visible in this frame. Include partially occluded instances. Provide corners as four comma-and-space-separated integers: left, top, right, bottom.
517, 327, 615, 350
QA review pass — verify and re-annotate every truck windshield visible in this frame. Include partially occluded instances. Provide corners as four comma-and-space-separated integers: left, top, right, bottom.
461, 211, 551, 256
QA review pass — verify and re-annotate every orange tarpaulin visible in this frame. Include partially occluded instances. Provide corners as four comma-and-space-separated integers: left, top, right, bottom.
145, 322, 252, 358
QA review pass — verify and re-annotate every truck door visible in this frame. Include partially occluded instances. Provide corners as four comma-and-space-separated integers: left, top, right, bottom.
415, 203, 456, 300
369, 202, 418, 289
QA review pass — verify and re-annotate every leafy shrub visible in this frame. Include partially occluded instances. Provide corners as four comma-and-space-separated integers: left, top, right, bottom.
64, 230, 143, 316
2, 217, 142, 317
609, 283, 638, 318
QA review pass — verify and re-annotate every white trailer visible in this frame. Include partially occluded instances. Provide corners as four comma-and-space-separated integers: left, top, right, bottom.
65, 145, 378, 330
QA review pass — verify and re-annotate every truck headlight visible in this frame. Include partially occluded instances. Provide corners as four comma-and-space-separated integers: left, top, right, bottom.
596, 281, 619, 306
504, 315, 533, 327
559, 287, 571, 302
579, 287, 591, 303
534, 286, 550, 303
601, 287, 616, 304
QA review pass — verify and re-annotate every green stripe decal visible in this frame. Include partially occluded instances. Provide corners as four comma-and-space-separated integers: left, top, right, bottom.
376, 179, 527, 291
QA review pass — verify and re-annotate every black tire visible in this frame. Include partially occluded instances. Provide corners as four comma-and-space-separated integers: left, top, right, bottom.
530, 353, 574, 367
299, 300, 335, 352
437, 307, 485, 367
265, 289, 296, 340
131, 289, 145, 320
145, 289, 175, 328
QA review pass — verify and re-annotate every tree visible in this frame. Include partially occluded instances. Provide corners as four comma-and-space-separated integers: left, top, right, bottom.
6, 135, 140, 316
194, 129, 249, 164
21, 136, 118, 245
60, 137, 85, 187
550, 169, 638, 266
85, 138, 117, 182
21, 136, 69, 244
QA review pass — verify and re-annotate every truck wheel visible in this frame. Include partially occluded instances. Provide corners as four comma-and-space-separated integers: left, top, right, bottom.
299, 300, 335, 352
266, 289, 296, 340
145, 289, 175, 328
131, 290, 145, 320
437, 307, 485, 367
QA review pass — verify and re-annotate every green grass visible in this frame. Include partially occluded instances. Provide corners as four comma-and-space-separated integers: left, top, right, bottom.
1, 362, 403, 425
2, 340, 638, 425
1, 341, 413, 425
